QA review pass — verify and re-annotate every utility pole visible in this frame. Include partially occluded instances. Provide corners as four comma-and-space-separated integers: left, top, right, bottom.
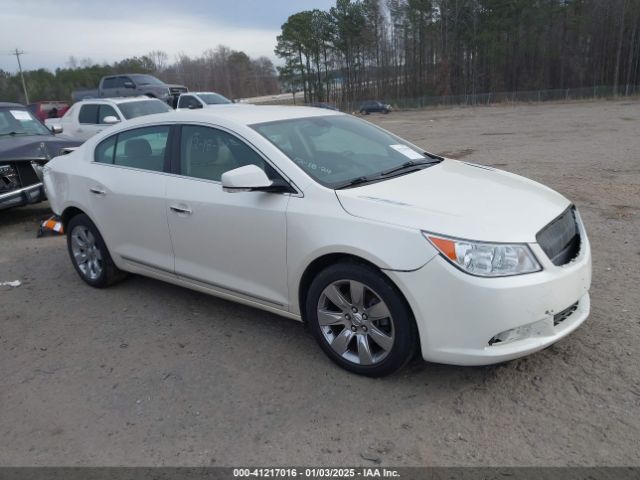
12, 48, 29, 104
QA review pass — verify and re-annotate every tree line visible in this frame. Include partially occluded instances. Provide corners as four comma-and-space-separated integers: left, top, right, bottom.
276, 0, 640, 106
0, 46, 279, 104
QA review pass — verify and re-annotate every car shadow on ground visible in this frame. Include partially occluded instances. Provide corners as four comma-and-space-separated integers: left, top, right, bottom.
0, 204, 53, 228
108, 272, 500, 392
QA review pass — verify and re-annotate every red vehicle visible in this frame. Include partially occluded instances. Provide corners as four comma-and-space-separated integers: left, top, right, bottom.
27, 101, 70, 122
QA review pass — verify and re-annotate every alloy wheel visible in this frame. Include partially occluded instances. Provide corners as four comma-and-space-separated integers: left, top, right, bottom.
70, 225, 103, 281
317, 280, 395, 366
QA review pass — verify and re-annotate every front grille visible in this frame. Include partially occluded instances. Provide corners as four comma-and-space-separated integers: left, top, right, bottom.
14, 162, 40, 187
553, 301, 579, 326
536, 207, 581, 266
0, 164, 20, 193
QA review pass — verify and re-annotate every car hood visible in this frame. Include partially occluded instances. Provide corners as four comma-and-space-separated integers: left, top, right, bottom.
0, 135, 82, 162
335, 159, 570, 243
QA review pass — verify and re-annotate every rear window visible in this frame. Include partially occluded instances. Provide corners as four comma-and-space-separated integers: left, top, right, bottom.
199, 93, 232, 105
118, 100, 172, 120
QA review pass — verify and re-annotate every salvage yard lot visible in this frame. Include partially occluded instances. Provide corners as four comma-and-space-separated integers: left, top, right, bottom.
1, 99, 639, 466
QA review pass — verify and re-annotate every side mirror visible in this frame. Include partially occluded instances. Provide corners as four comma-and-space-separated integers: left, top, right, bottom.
123, 81, 135, 89
221, 165, 292, 193
50, 125, 63, 134
187, 103, 203, 110
102, 116, 120, 124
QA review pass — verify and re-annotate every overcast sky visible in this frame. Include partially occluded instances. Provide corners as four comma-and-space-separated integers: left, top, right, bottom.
0, 0, 335, 73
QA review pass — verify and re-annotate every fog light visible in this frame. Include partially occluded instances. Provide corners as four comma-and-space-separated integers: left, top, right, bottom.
489, 325, 532, 345
488, 318, 552, 346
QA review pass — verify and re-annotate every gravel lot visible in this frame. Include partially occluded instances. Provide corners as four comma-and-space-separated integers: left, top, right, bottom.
1, 99, 639, 467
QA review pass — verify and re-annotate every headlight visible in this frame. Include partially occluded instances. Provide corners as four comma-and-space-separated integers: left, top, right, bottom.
424, 233, 541, 277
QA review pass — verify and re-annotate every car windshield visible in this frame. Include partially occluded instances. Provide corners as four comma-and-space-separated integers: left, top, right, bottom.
131, 75, 164, 86
199, 93, 232, 105
117, 100, 172, 120
0, 108, 51, 136
252, 115, 434, 188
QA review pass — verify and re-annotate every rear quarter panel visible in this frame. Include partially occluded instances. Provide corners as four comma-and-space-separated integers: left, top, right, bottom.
43, 149, 91, 218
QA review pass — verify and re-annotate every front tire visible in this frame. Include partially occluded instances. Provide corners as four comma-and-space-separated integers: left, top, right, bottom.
66, 214, 127, 288
306, 262, 417, 377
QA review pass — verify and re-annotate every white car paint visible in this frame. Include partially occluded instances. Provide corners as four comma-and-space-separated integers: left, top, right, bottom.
45, 97, 172, 141
43, 106, 591, 367
335, 159, 570, 242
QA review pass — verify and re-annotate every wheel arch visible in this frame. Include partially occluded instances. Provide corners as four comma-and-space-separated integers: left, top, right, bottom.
297, 252, 409, 324
61, 205, 86, 231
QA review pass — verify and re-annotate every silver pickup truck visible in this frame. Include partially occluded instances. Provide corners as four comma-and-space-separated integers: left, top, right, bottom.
72, 74, 188, 107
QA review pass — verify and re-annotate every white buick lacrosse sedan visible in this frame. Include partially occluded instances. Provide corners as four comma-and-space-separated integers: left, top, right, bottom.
43, 106, 591, 376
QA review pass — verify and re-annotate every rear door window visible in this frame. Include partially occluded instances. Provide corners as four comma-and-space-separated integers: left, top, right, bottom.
95, 135, 116, 164
78, 104, 99, 124
102, 77, 117, 89
113, 126, 170, 172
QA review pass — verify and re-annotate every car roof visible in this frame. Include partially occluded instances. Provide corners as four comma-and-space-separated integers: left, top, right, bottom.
74, 96, 159, 105
0, 102, 26, 108
93, 106, 344, 137
169, 105, 343, 125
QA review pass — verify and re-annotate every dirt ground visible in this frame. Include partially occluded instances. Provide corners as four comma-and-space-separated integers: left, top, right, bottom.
1, 99, 639, 467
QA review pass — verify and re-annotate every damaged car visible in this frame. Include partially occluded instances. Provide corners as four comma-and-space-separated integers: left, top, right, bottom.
0, 102, 81, 211
44, 106, 591, 376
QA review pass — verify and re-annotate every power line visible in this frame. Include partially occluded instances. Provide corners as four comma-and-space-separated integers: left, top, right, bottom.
11, 48, 29, 104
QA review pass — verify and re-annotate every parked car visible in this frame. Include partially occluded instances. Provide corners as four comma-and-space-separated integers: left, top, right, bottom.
45, 97, 173, 141
27, 101, 70, 122
359, 100, 392, 114
176, 92, 233, 110
311, 102, 339, 111
0, 102, 81, 211
72, 74, 188, 107
43, 106, 591, 376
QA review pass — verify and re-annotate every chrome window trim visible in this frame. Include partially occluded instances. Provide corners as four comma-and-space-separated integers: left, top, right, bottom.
91, 121, 304, 197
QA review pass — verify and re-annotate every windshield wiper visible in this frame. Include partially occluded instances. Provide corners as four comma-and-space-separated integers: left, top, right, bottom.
335, 176, 378, 190
335, 158, 442, 190
380, 159, 441, 177
0, 131, 27, 137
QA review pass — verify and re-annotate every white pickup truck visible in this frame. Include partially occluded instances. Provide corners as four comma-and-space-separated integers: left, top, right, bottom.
45, 97, 173, 141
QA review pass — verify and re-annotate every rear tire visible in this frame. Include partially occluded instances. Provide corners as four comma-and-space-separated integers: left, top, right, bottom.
66, 214, 127, 288
305, 261, 417, 377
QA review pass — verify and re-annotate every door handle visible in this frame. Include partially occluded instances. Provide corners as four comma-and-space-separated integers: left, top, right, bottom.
170, 205, 192, 215
90, 187, 106, 196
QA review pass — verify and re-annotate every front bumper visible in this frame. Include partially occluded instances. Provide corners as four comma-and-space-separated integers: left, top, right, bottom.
386, 236, 592, 366
0, 182, 45, 210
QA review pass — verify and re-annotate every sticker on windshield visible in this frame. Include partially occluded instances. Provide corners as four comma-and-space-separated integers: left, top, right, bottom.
390, 144, 424, 160
10, 110, 31, 121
